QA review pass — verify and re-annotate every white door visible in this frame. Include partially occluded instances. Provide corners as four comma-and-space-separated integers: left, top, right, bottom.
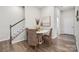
60, 9, 75, 35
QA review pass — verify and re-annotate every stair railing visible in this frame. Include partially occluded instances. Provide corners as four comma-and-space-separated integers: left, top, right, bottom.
10, 19, 25, 44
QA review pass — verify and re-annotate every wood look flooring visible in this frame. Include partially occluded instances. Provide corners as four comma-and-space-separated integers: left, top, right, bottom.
0, 34, 77, 52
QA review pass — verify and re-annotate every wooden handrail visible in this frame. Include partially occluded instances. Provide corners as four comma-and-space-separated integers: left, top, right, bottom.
11, 19, 25, 27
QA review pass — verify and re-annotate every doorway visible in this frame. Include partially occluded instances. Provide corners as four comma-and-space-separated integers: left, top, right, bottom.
60, 9, 75, 35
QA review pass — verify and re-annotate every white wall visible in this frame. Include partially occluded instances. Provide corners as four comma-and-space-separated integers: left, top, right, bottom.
54, 7, 61, 36
25, 6, 40, 29
0, 7, 25, 43
75, 7, 79, 51
25, 6, 61, 39
0, 6, 62, 43
41, 7, 60, 38
60, 9, 75, 34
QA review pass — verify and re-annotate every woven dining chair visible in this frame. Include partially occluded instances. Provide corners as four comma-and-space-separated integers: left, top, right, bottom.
42, 28, 53, 46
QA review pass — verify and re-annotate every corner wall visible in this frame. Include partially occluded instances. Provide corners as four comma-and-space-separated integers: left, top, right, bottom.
0, 7, 25, 43
75, 7, 79, 51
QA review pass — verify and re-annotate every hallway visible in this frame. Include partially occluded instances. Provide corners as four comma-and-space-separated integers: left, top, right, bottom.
0, 34, 77, 52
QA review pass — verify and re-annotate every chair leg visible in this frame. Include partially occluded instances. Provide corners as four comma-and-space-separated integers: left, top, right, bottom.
30, 45, 38, 52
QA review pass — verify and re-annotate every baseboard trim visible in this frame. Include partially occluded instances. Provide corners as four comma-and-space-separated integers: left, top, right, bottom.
60, 34, 74, 36
52, 36, 57, 39
0, 37, 9, 42
0, 37, 26, 44
12, 39, 26, 44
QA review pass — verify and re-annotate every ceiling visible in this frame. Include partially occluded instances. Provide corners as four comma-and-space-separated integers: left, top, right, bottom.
57, 6, 75, 11
35, 6, 75, 11
35, 6, 46, 9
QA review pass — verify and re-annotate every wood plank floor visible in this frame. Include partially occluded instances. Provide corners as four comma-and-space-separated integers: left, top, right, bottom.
0, 34, 77, 52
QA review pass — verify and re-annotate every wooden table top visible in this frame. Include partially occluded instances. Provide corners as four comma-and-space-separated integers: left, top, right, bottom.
36, 29, 50, 34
